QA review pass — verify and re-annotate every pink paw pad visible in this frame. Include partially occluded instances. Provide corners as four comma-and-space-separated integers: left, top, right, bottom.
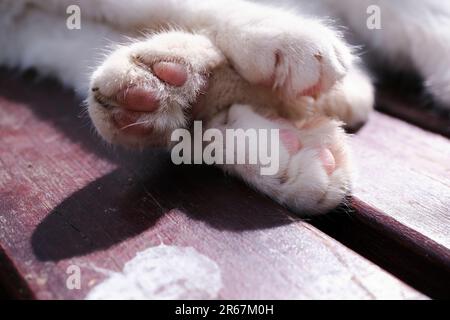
318, 147, 336, 175
116, 87, 159, 112
153, 61, 188, 87
112, 111, 152, 135
279, 129, 302, 155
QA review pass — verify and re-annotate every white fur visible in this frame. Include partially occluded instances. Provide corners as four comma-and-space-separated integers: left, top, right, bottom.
2, 0, 449, 104
2, 0, 450, 103
323, 0, 450, 105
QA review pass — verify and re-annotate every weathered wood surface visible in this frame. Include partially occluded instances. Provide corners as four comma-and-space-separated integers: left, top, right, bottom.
0, 68, 444, 299
352, 112, 450, 248
312, 113, 450, 297
347, 113, 450, 298
330, 69, 449, 298
376, 91, 450, 139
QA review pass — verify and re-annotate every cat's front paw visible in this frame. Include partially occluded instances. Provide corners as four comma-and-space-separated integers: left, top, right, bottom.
216, 13, 354, 102
87, 32, 224, 149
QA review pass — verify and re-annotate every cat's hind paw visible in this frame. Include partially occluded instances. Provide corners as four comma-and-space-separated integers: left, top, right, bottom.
209, 104, 352, 215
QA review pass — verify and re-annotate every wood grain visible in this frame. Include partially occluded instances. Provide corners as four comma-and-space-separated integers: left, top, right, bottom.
351, 112, 450, 249
0, 69, 423, 299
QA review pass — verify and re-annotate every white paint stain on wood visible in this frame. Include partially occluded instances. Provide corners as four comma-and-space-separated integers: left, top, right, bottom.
86, 244, 222, 300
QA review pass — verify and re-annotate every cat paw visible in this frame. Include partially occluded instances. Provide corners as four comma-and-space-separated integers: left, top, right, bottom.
216, 12, 354, 102
209, 104, 352, 215
315, 67, 375, 130
87, 31, 224, 148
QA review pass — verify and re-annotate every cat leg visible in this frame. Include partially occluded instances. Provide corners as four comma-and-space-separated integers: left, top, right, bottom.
401, 8, 450, 107
26, 0, 357, 104
325, 0, 450, 107
0, 7, 123, 93
206, 104, 352, 215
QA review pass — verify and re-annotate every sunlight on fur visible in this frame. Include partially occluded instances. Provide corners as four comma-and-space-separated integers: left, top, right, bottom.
1, 0, 449, 215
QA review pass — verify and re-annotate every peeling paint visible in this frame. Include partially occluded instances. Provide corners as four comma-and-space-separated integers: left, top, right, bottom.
86, 244, 222, 300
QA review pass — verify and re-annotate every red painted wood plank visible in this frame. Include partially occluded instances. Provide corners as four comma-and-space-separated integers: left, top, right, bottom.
0, 69, 422, 299
351, 112, 450, 250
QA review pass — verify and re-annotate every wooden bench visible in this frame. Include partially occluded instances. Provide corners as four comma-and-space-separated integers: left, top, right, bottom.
0, 68, 449, 299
